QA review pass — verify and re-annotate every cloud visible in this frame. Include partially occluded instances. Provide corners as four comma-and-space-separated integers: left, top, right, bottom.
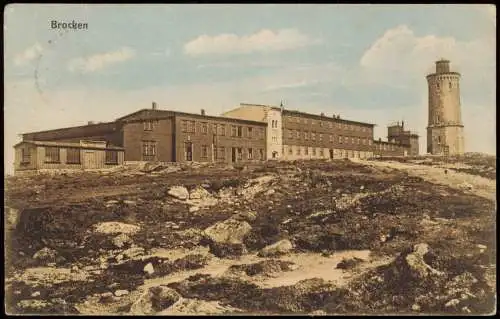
68, 47, 136, 73
184, 29, 321, 56
14, 43, 43, 66
358, 24, 495, 85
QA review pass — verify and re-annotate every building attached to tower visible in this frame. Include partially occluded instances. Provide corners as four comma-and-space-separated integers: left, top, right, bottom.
426, 59, 465, 155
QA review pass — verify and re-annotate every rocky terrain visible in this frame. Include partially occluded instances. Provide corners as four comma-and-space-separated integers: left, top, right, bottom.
4, 156, 496, 315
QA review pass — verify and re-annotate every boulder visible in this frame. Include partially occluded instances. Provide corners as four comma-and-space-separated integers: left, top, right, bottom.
32, 247, 58, 263
189, 187, 211, 200
115, 289, 129, 297
404, 243, 445, 279
258, 239, 293, 257
144, 262, 155, 275
130, 286, 181, 315
168, 186, 189, 200
204, 218, 252, 245
112, 233, 133, 249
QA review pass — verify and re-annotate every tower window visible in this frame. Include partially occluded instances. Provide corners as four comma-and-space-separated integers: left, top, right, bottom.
436, 83, 440, 90
449, 82, 452, 89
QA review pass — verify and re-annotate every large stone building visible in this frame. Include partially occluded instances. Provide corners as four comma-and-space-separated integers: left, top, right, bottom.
426, 59, 465, 155
14, 101, 419, 173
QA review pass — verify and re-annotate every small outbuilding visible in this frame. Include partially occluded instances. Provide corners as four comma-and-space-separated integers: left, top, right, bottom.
13, 140, 124, 174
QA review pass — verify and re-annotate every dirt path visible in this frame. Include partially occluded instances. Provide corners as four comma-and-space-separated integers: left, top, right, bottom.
140, 250, 391, 291
352, 158, 496, 202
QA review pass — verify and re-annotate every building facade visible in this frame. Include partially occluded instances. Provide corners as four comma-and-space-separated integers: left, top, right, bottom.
387, 121, 419, 156
281, 110, 375, 160
14, 102, 420, 173
426, 59, 465, 155
222, 103, 283, 159
14, 140, 124, 173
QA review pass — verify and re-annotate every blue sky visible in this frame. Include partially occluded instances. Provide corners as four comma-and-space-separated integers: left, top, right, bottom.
4, 4, 496, 173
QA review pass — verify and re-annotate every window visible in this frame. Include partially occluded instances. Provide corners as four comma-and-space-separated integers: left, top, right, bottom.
259, 149, 264, 160
201, 122, 208, 134
272, 136, 277, 142
237, 148, 243, 160
345, 136, 349, 143
142, 141, 157, 159
311, 120, 316, 126
201, 145, 208, 158
297, 147, 301, 155
248, 148, 253, 159
45, 147, 60, 163
288, 147, 293, 155
319, 134, 323, 142
437, 83, 440, 90
288, 129, 293, 138
237, 126, 243, 137
217, 147, 225, 160
21, 148, 31, 164
66, 148, 81, 164
339, 136, 343, 143
144, 120, 154, 131
357, 138, 360, 144
311, 133, 316, 141
218, 124, 226, 136
305, 148, 309, 155
352, 137, 355, 144
363, 139, 367, 145
296, 130, 300, 138
312, 148, 316, 156
305, 132, 309, 140
105, 150, 118, 164
319, 149, 324, 157
438, 136, 441, 143
320, 121, 324, 127
231, 126, 237, 137
248, 127, 253, 138
211, 123, 217, 135
182, 120, 195, 133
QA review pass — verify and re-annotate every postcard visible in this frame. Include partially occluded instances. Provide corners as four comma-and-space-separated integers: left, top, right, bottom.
4, 3, 496, 316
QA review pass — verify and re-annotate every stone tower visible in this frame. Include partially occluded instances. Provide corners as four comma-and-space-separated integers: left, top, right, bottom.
426, 59, 465, 155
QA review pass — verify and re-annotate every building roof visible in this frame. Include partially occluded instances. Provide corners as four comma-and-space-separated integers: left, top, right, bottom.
282, 109, 376, 127
14, 140, 124, 151
117, 108, 268, 126
20, 122, 118, 137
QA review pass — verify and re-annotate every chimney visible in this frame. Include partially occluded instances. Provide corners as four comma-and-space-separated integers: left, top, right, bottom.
379, 138, 381, 141
402, 120, 404, 129
337, 115, 340, 119
201, 109, 206, 116
88, 121, 94, 125
320, 112, 325, 117
152, 102, 157, 110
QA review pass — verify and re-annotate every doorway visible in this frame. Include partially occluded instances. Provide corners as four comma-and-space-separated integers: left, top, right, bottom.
231, 147, 236, 162
185, 142, 193, 161
84, 151, 97, 169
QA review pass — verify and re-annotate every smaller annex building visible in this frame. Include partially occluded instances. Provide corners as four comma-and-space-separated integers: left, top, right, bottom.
13, 139, 124, 174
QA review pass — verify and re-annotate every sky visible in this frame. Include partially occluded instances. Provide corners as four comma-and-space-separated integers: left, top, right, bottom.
4, 4, 496, 174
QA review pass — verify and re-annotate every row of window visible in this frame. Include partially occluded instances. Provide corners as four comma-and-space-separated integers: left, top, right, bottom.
375, 143, 400, 151
181, 120, 264, 139
194, 146, 265, 161
288, 146, 324, 157
286, 117, 370, 132
286, 130, 373, 145
26, 147, 119, 164
286, 146, 371, 159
